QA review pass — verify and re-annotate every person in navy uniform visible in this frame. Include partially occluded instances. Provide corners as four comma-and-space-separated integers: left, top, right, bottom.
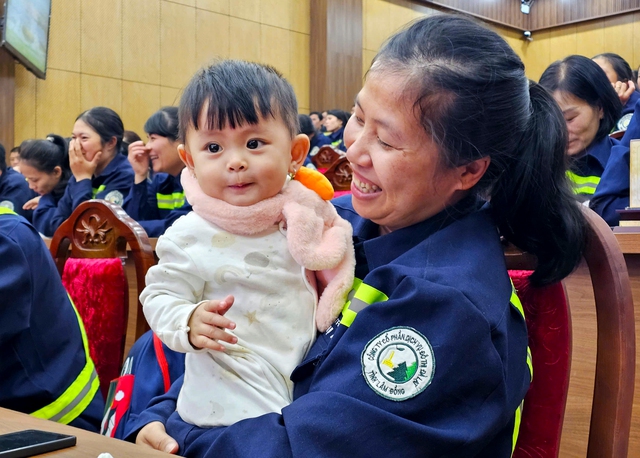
540, 56, 623, 204
33, 107, 134, 236
0, 208, 104, 431
592, 52, 639, 130
0, 143, 37, 222
123, 107, 191, 237
322, 109, 349, 152
130, 15, 586, 457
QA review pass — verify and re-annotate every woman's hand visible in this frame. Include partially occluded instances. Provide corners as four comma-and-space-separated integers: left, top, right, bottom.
128, 140, 151, 184
69, 138, 100, 181
613, 80, 636, 106
22, 196, 41, 210
136, 422, 179, 454
188, 295, 237, 351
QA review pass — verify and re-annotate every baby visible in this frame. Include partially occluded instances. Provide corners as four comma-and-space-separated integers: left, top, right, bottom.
141, 60, 354, 441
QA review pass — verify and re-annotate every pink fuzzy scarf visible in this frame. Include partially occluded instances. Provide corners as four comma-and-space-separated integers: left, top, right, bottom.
181, 168, 355, 331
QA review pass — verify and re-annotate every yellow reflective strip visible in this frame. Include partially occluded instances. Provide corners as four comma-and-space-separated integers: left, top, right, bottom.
509, 284, 524, 320
339, 279, 387, 327
30, 294, 99, 424
0, 207, 16, 215
156, 192, 186, 209
511, 400, 524, 455
566, 170, 601, 186
526, 346, 533, 382
572, 185, 596, 195
92, 185, 106, 198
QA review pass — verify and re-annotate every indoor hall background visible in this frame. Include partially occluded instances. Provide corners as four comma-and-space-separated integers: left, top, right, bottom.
14, 0, 311, 145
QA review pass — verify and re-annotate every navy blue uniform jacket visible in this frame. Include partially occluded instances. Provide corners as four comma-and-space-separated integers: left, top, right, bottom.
0, 168, 37, 221
123, 172, 191, 237
0, 213, 104, 431
129, 196, 530, 457
569, 134, 614, 199
32, 154, 134, 236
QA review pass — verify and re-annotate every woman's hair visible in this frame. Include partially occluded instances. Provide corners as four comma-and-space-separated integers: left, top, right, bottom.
371, 14, 586, 286
593, 52, 634, 82
539, 55, 622, 142
121, 130, 142, 156
144, 106, 179, 141
310, 111, 323, 120
19, 134, 71, 196
326, 109, 349, 127
298, 114, 315, 136
75, 106, 124, 153
178, 60, 299, 143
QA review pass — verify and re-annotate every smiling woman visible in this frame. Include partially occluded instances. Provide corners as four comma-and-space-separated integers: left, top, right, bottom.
540, 55, 622, 204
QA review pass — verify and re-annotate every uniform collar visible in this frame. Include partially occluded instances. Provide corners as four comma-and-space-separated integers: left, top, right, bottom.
355, 195, 484, 272
584, 135, 614, 169
97, 153, 126, 178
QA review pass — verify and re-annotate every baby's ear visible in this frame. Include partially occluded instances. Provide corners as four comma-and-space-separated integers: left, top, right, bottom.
290, 134, 310, 171
178, 145, 195, 170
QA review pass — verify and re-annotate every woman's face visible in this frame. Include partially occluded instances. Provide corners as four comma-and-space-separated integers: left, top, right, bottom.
324, 115, 343, 132
9, 152, 20, 168
593, 57, 618, 84
72, 119, 108, 162
147, 134, 183, 176
344, 72, 469, 233
553, 91, 603, 156
20, 162, 61, 195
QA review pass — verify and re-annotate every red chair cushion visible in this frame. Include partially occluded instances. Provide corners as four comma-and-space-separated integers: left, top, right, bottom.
510, 270, 571, 458
62, 258, 127, 399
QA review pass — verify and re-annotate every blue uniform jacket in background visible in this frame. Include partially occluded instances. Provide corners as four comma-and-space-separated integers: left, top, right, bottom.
0, 168, 37, 222
123, 172, 191, 237
0, 213, 104, 431
32, 154, 134, 236
128, 196, 530, 457
590, 139, 630, 226
568, 134, 615, 200
323, 127, 347, 152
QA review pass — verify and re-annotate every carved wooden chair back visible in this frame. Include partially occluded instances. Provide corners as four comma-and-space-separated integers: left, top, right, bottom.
311, 145, 342, 170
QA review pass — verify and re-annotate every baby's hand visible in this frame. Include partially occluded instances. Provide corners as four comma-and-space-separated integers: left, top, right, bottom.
188, 295, 237, 351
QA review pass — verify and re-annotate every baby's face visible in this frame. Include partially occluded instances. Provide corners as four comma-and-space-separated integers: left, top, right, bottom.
183, 111, 294, 206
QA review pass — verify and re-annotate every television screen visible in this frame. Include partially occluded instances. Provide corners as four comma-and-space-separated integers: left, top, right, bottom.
1, 0, 51, 79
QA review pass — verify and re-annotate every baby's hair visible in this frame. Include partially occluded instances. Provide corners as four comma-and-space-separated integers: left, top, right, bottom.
178, 60, 299, 143
19, 134, 70, 175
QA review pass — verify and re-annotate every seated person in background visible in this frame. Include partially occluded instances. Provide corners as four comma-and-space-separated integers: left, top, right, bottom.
122, 130, 142, 156
0, 143, 37, 222
19, 135, 71, 221
0, 207, 104, 431
9, 146, 21, 172
540, 55, 622, 204
123, 107, 191, 237
592, 52, 639, 130
33, 107, 134, 236
322, 109, 349, 151
309, 111, 323, 131
141, 60, 354, 453
298, 113, 332, 167
133, 15, 585, 457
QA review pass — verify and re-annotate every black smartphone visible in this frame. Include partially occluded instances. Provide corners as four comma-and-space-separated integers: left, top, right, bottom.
0, 430, 76, 457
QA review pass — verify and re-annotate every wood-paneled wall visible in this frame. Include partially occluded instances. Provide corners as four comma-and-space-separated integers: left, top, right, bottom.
310, 0, 363, 112
13, 0, 311, 147
420, 0, 640, 31
363, 0, 640, 84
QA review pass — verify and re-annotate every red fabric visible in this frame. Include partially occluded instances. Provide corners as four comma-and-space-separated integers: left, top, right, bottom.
62, 258, 127, 400
153, 333, 171, 393
510, 270, 571, 458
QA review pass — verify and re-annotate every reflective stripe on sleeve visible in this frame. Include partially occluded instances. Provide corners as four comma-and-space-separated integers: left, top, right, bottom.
92, 184, 107, 198
31, 294, 100, 424
566, 171, 600, 195
339, 278, 388, 327
0, 207, 17, 215
156, 191, 186, 210
511, 400, 524, 455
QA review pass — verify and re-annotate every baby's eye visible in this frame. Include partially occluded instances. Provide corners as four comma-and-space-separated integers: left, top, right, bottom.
247, 139, 262, 149
207, 143, 221, 153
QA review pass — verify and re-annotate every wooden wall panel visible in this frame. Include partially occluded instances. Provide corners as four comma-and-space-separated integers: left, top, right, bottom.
420, 0, 640, 31
0, 49, 15, 152
310, 0, 363, 112
14, 0, 311, 145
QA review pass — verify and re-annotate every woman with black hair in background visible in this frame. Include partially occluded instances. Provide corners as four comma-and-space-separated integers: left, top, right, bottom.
123, 107, 191, 237
322, 109, 349, 151
18, 134, 71, 231
540, 55, 623, 208
593, 52, 639, 130
33, 107, 134, 236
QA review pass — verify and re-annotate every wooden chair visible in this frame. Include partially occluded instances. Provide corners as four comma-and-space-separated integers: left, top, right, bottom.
49, 200, 155, 397
509, 207, 635, 457
311, 145, 343, 170
323, 156, 353, 192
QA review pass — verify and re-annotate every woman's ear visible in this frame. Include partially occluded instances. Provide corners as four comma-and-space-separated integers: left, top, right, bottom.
178, 145, 195, 171
290, 134, 310, 172
457, 156, 491, 191
53, 166, 62, 178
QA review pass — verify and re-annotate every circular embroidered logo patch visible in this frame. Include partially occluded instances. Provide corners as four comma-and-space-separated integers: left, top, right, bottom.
361, 327, 435, 401
0, 200, 15, 211
104, 190, 123, 206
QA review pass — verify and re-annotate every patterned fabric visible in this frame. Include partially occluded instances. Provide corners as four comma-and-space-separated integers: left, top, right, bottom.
62, 258, 127, 399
